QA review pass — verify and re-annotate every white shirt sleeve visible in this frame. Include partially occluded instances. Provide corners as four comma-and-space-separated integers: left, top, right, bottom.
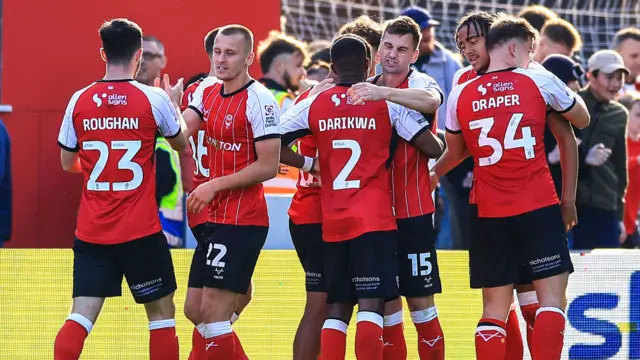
280, 96, 314, 146
517, 68, 577, 113
408, 72, 444, 105
445, 85, 464, 133
132, 82, 181, 138
57, 89, 86, 151
247, 84, 281, 141
187, 76, 219, 118
280, 97, 294, 113
386, 101, 431, 142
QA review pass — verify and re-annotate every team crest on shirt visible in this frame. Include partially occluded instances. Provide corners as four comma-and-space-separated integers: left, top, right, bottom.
224, 114, 234, 129
264, 105, 275, 116
263, 105, 278, 128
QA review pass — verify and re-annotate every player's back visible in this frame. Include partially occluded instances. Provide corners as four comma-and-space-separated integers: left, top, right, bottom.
60, 80, 179, 244
307, 85, 397, 241
450, 68, 561, 217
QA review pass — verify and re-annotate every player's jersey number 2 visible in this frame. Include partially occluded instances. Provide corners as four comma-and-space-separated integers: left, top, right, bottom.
332, 139, 361, 190
469, 113, 536, 167
83, 140, 143, 192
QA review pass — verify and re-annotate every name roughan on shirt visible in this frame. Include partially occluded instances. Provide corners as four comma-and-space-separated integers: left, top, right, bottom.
472, 94, 520, 112
318, 117, 377, 132
82, 117, 139, 131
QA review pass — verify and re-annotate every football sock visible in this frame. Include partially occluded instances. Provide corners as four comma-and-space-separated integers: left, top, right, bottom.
504, 304, 524, 360
232, 330, 248, 360
411, 307, 445, 360
532, 307, 565, 360
188, 323, 206, 360
475, 318, 507, 360
204, 321, 235, 360
149, 319, 179, 360
54, 313, 92, 360
320, 318, 348, 360
356, 311, 384, 360
383, 310, 407, 360
518, 291, 540, 354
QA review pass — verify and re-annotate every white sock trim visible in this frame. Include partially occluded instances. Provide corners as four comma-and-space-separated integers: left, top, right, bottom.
356, 311, 383, 328
476, 325, 507, 337
517, 291, 539, 306
149, 319, 176, 331
196, 323, 207, 337
410, 306, 438, 324
204, 321, 232, 339
322, 319, 348, 334
384, 310, 404, 327
509, 302, 518, 311
536, 306, 566, 319
67, 313, 93, 334
230, 312, 239, 325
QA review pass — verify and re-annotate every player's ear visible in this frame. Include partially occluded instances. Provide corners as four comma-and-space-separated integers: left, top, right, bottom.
100, 48, 107, 62
134, 48, 143, 63
246, 51, 255, 67
411, 49, 419, 63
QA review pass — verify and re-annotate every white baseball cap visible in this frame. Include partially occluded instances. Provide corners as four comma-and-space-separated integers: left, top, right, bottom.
588, 50, 630, 75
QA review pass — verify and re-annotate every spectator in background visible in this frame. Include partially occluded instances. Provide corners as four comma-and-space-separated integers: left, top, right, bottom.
573, 50, 630, 249
543, 54, 585, 197
534, 18, 583, 62
613, 27, 640, 95
338, 15, 383, 78
136, 36, 167, 86
619, 92, 640, 249
517, 4, 558, 32
258, 31, 310, 112
307, 39, 331, 56
0, 119, 11, 247
401, 6, 461, 127
305, 61, 330, 83
156, 132, 184, 247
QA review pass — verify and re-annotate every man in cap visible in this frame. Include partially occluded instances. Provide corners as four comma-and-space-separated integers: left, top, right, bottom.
573, 50, 630, 249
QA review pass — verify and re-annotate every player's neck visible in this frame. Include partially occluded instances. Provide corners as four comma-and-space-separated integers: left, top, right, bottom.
337, 72, 365, 85
104, 64, 135, 81
379, 70, 409, 88
223, 71, 251, 94
486, 55, 514, 73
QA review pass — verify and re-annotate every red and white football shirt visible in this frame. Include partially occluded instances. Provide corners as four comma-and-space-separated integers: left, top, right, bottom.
373, 70, 442, 219
281, 85, 431, 242
453, 65, 478, 86
287, 88, 322, 225
182, 77, 215, 228
57, 80, 181, 244
188, 79, 280, 227
446, 67, 577, 217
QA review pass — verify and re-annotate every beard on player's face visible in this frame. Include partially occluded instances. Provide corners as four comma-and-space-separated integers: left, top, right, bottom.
283, 70, 299, 92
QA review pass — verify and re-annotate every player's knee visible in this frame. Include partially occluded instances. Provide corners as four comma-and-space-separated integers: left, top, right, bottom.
384, 297, 403, 315
183, 301, 201, 325
304, 292, 327, 318
145, 294, 176, 321
406, 295, 435, 312
201, 288, 237, 321
326, 303, 353, 323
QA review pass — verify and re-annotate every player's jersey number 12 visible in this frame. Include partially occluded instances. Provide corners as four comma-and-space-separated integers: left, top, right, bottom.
83, 140, 143, 192
469, 113, 536, 167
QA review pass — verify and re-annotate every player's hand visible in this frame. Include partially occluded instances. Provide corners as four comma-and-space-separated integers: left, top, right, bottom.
619, 222, 627, 244
278, 164, 290, 175
348, 82, 388, 104
310, 157, 321, 178
429, 171, 439, 191
585, 143, 612, 166
187, 181, 217, 214
560, 199, 578, 232
308, 78, 335, 97
155, 74, 184, 106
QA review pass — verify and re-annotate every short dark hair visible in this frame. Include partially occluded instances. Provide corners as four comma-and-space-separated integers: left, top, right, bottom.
218, 25, 254, 53
455, 11, 495, 51
310, 48, 331, 67
99, 18, 143, 65
339, 15, 383, 50
486, 13, 539, 52
204, 28, 220, 56
383, 16, 422, 50
619, 92, 640, 110
517, 5, 558, 32
306, 61, 331, 77
541, 18, 582, 53
331, 34, 370, 75
257, 30, 309, 73
613, 27, 640, 50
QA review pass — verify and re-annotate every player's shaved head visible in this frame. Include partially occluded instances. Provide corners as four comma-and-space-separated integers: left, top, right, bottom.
204, 27, 220, 57
99, 18, 143, 65
330, 34, 370, 82
218, 24, 254, 54
486, 13, 539, 52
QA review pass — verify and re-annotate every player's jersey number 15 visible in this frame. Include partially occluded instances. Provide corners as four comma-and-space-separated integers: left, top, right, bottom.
83, 140, 143, 192
469, 113, 536, 167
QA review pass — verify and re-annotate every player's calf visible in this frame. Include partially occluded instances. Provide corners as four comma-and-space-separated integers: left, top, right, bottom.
475, 285, 513, 360
531, 271, 570, 360
145, 293, 179, 360
383, 298, 407, 360
294, 291, 327, 360
407, 296, 444, 360
515, 284, 539, 354
321, 303, 353, 360
54, 297, 103, 360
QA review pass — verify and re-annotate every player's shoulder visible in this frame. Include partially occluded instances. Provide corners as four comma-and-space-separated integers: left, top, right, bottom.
407, 69, 436, 83
453, 65, 476, 86
512, 66, 558, 85
197, 75, 221, 90
247, 80, 278, 104
293, 88, 312, 105
129, 80, 172, 102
